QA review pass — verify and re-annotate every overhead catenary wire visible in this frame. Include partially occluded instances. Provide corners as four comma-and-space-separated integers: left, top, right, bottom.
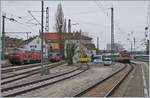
94, 1, 110, 16
77, 20, 109, 28
2, 11, 32, 21
93, 1, 145, 51
27, 10, 41, 26
3, 12, 40, 26
4, 15, 37, 34
94, 1, 127, 36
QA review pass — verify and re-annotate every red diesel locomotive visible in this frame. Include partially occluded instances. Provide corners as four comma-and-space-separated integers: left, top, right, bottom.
116, 50, 131, 63
48, 53, 61, 62
9, 48, 41, 64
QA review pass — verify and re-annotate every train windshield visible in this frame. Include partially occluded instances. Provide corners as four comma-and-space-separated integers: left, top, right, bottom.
104, 58, 111, 61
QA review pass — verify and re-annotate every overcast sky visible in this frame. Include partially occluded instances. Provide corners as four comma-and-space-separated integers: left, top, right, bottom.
1, 0, 150, 51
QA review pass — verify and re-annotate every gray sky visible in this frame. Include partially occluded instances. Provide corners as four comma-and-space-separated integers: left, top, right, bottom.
1, 0, 149, 51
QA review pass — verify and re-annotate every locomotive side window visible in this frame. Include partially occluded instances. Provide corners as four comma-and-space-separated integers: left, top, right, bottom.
13, 48, 20, 52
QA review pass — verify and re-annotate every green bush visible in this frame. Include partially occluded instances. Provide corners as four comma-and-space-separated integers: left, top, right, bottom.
66, 42, 78, 65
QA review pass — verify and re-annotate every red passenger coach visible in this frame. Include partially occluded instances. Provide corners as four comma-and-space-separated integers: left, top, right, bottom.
9, 48, 41, 65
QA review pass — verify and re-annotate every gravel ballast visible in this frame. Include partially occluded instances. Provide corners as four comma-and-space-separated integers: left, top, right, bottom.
21, 63, 124, 97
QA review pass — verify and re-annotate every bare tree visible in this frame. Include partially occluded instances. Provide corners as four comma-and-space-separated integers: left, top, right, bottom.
54, 3, 64, 32
54, 3, 65, 58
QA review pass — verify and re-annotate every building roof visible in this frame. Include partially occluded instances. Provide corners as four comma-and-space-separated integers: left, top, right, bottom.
42, 32, 60, 43
19, 36, 37, 47
82, 43, 96, 50
41, 32, 92, 43
5, 36, 24, 48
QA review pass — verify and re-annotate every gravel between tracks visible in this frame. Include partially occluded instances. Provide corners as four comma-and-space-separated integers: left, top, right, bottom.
1, 62, 61, 79
1, 63, 78, 90
81, 64, 131, 97
20, 63, 124, 97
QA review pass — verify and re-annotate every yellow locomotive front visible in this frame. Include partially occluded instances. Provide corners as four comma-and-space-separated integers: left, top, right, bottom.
79, 55, 88, 63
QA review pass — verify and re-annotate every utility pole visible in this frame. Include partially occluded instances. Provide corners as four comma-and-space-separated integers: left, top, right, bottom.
41, 0, 44, 75
146, 40, 149, 55
97, 37, 99, 50
45, 7, 49, 32
131, 42, 133, 57
45, 7, 49, 58
41, 0, 44, 64
133, 37, 135, 57
68, 19, 71, 41
97, 37, 99, 54
62, 19, 67, 33
2, 14, 6, 60
68, 19, 71, 33
111, 7, 114, 59
41, 0, 49, 76
145, 27, 149, 55
147, 1, 150, 55
59, 24, 63, 58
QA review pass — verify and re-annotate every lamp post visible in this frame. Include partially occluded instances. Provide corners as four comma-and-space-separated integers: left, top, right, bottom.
59, 23, 63, 58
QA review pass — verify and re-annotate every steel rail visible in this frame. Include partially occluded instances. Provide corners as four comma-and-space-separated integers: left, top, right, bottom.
2, 66, 80, 92
2, 61, 64, 79
1, 61, 65, 84
74, 63, 132, 97
2, 63, 89, 97
2, 62, 50, 73
104, 63, 134, 97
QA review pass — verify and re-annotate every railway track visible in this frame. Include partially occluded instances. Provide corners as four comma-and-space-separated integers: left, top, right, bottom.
1, 61, 65, 84
2, 62, 53, 73
1, 63, 12, 68
74, 63, 134, 97
135, 58, 149, 63
1, 63, 89, 97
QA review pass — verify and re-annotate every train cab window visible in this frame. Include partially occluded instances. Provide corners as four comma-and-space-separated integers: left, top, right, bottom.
96, 56, 102, 60
13, 48, 20, 52
56, 54, 60, 56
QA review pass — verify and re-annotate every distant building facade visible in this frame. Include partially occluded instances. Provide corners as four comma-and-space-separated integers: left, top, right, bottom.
5, 36, 24, 54
41, 32, 96, 58
19, 36, 48, 56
